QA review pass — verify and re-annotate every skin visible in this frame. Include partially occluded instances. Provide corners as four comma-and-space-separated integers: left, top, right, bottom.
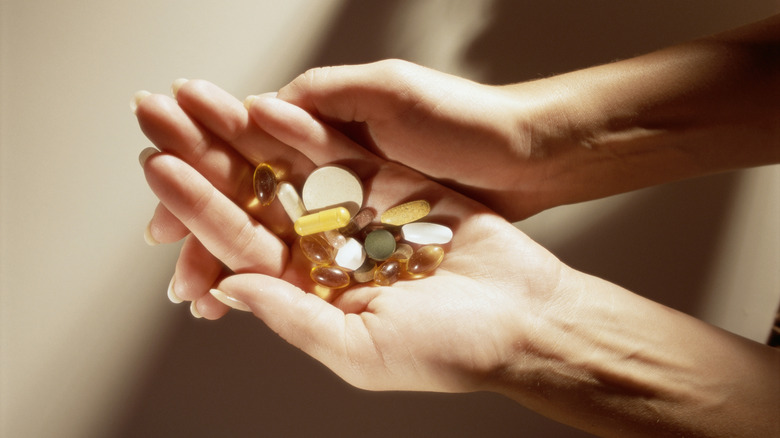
135, 14, 780, 438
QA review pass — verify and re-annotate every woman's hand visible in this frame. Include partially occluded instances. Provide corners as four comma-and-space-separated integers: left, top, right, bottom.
137, 80, 566, 392
274, 59, 565, 221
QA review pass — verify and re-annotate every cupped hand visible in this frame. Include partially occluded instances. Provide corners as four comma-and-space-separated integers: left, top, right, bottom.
275, 59, 572, 221
139, 83, 568, 393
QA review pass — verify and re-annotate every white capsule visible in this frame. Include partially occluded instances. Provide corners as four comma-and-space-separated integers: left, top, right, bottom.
277, 181, 307, 223
334, 237, 367, 271
401, 222, 453, 245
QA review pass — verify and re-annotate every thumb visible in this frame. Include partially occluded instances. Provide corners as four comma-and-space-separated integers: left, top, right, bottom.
275, 59, 425, 124
209, 273, 350, 361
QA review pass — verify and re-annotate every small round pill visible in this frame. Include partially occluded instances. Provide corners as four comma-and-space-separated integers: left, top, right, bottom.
364, 229, 397, 261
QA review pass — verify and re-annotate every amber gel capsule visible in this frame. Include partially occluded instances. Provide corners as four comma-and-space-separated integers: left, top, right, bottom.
407, 245, 444, 276
374, 259, 401, 286
299, 233, 335, 265
311, 265, 350, 289
294, 207, 351, 236
253, 163, 277, 206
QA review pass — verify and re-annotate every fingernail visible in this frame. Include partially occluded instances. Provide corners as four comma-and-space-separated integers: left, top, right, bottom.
144, 221, 159, 246
190, 300, 203, 318
243, 95, 258, 110
130, 90, 151, 114
210, 289, 251, 312
138, 147, 158, 168
167, 276, 183, 304
171, 78, 188, 98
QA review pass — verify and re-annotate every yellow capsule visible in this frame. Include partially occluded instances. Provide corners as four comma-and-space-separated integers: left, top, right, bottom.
253, 163, 277, 206
299, 233, 335, 265
380, 200, 430, 226
294, 207, 351, 236
407, 245, 444, 277
374, 259, 401, 286
311, 265, 350, 289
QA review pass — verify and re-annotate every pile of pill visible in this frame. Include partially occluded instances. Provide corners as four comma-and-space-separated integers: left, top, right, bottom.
253, 163, 452, 289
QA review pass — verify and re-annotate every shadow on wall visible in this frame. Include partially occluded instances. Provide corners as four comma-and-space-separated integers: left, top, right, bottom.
106, 1, 774, 437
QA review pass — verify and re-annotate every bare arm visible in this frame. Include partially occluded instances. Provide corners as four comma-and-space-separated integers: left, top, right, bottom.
509, 14, 780, 213
277, 15, 780, 220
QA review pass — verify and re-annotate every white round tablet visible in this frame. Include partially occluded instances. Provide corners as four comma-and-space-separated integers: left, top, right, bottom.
302, 165, 363, 216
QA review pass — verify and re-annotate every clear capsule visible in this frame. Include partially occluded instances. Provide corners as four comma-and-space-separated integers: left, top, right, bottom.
311, 265, 350, 289
299, 233, 335, 265
407, 245, 444, 277
276, 181, 307, 222
374, 259, 401, 286
294, 206, 351, 236
323, 229, 347, 249
340, 208, 376, 237
253, 163, 277, 206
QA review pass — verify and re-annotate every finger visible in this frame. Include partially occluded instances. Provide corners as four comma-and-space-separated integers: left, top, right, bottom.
171, 234, 226, 302
146, 202, 190, 245
192, 293, 230, 320
144, 152, 288, 277
174, 79, 316, 185
276, 61, 415, 123
246, 94, 376, 169
135, 93, 264, 229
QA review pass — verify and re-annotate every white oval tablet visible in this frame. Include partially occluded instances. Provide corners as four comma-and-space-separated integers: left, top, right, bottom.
302, 166, 363, 216
401, 222, 453, 245
334, 237, 366, 271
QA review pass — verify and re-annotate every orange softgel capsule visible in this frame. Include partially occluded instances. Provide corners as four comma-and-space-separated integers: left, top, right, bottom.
310, 265, 351, 289
253, 163, 277, 206
374, 259, 401, 286
300, 233, 335, 265
407, 245, 444, 276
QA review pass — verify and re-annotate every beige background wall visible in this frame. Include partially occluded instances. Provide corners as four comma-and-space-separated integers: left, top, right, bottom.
1, 1, 778, 437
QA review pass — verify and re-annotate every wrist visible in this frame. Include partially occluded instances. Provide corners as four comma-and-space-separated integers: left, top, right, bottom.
487, 264, 780, 437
